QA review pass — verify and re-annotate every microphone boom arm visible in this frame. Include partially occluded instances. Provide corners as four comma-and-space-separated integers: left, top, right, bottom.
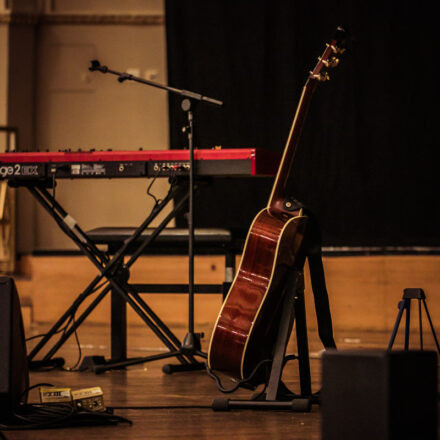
88, 59, 223, 106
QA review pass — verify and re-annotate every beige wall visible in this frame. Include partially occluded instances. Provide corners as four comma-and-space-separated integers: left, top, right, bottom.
8, 24, 38, 253
47, 0, 163, 13
2, 0, 172, 252
0, 25, 8, 126
34, 17, 171, 250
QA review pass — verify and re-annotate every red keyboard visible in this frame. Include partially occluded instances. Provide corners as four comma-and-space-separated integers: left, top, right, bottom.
0, 148, 280, 179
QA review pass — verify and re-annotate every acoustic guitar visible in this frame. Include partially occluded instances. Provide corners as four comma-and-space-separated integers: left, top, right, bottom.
208, 28, 346, 381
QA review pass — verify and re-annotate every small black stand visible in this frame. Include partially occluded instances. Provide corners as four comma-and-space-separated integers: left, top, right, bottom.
212, 269, 313, 412
388, 288, 440, 353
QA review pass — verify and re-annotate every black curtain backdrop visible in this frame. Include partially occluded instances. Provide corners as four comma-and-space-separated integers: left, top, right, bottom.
165, 1, 439, 246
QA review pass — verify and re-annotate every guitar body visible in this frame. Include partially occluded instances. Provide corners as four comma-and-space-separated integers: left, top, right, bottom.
208, 208, 307, 380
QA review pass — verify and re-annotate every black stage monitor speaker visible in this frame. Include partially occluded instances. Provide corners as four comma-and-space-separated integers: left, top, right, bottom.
0, 277, 29, 414
322, 350, 437, 440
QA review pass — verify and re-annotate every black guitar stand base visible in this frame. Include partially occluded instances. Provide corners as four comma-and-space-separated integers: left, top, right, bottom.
388, 288, 440, 353
212, 269, 314, 412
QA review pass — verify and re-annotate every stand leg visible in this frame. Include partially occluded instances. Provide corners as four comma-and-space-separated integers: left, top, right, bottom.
111, 285, 127, 362
422, 299, 440, 354
27, 285, 107, 361
418, 299, 423, 351
266, 270, 299, 400
213, 399, 311, 412
404, 298, 411, 350
93, 350, 183, 374
294, 275, 312, 397
38, 287, 110, 362
387, 300, 406, 350
212, 268, 312, 412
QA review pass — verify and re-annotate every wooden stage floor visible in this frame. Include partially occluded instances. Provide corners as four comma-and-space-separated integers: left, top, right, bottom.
5, 323, 440, 440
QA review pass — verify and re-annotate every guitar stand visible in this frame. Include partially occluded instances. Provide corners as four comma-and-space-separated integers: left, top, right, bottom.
388, 288, 440, 353
212, 269, 314, 412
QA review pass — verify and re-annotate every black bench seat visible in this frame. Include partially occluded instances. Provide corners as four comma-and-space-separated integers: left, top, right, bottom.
87, 227, 243, 256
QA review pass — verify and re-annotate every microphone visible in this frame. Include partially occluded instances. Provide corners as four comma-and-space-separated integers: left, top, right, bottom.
89, 60, 107, 73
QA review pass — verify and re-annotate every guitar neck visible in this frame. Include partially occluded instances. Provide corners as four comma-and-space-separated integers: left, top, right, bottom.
267, 29, 346, 215
267, 81, 316, 214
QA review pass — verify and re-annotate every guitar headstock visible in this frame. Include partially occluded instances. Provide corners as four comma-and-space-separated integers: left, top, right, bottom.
308, 26, 347, 83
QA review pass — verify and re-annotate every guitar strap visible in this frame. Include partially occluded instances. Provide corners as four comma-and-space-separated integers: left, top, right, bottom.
304, 212, 337, 349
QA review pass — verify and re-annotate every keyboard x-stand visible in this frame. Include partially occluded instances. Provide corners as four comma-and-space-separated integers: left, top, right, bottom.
24, 177, 196, 371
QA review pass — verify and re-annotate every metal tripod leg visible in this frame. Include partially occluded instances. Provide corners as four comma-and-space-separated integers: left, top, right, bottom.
388, 299, 408, 350
422, 299, 440, 354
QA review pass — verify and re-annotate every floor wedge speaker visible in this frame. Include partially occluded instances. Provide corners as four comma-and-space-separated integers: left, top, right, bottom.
0, 277, 29, 415
322, 350, 437, 440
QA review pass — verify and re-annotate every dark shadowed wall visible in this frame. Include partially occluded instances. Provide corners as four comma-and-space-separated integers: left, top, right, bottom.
166, 1, 439, 246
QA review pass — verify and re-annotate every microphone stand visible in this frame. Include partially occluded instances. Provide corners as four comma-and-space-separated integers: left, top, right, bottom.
89, 60, 223, 371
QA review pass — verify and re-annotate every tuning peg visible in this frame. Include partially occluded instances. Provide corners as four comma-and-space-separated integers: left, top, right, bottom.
327, 57, 340, 68
310, 71, 330, 81
326, 43, 345, 55
326, 43, 337, 54
318, 57, 340, 68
